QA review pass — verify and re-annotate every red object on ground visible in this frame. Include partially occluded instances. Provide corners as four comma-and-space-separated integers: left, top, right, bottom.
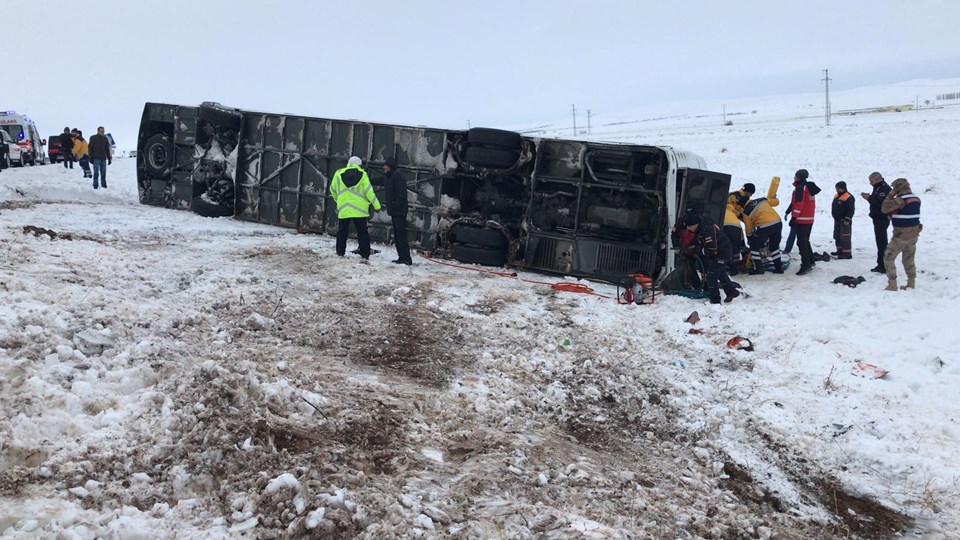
726, 336, 754, 351
417, 252, 614, 299
852, 361, 888, 379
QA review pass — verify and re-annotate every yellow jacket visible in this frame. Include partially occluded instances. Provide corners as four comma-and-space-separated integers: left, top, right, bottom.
329, 164, 381, 218
741, 198, 782, 235
72, 136, 89, 158
724, 194, 744, 227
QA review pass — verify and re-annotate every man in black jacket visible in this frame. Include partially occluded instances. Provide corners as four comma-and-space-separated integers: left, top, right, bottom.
860, 172, 891, 273
59, 127, 74, 169
673, 212, 740, 304
831, 181, 855, 259
88, 126, 112, 189
382, 157, 412, 264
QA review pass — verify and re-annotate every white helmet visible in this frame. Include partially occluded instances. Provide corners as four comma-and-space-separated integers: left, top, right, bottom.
347, 156, 362, 166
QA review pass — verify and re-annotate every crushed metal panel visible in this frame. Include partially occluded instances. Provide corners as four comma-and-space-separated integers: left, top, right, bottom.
172, 171, 193, 210
173, 110, 196, 146
298, 194, 326, 233
137, 103, 200, 210
284, 117, 304, 152
242, 114, 263, 148
352, 124, 371, 158
678, 168, 731, 228
259, 188, 280, 224
573, 240, 658, 280
534, 140, 584, 180
238, 185, 259, 220
330, 122, 352, 157
279, 189, 300, 228
526, 235, 574, 274
304, 119, 330, 155
264, 115, 284, 149
371, 125, 396, 162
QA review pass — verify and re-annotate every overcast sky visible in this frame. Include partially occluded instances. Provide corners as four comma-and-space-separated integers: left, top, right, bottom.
13, 0, 960, 148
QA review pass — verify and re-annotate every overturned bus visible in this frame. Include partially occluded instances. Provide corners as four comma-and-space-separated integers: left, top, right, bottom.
136, 102, 730, 284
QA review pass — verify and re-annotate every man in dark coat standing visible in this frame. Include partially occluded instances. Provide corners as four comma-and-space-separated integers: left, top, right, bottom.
831, 181, 855, 259
382, 157, 412, 265
860, 172, 891, 273
59, 127, 74, 169
88, 126, 112, 189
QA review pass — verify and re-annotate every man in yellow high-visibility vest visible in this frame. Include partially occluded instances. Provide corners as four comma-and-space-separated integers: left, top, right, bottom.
329, 156, 381, 260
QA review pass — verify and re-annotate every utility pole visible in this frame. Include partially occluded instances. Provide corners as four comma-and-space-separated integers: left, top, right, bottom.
571, 104, 578, 136
467, 119, 471, 129
822, 69, 832, 126
723, 104, 727, 125
915, 96, 919, 111
587, 109, 592, 135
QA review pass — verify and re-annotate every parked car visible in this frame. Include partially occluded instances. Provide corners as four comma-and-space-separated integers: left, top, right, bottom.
47, 135, 63, 163
1, 129, 20, 169
0, 111, 47, 165
137, 102, 730, 284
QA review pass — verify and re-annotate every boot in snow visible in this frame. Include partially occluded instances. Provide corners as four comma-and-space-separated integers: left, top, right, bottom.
902, 277, 915, 290
723, 284, 741, 303
885, 279, 898, 291
773, 259, 783, 274
709, 289, 722, 304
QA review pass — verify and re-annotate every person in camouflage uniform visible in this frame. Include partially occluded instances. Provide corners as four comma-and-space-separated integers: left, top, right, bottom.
881, 178, 921, 290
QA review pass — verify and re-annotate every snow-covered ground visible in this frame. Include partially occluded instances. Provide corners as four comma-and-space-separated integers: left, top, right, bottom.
1, 88, 959, 539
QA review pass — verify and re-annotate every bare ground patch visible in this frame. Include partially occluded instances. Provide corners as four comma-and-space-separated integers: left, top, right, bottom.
344, 284, 469, 386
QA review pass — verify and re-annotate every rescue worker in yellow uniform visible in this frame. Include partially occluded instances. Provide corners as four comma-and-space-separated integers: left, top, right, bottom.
329, 156, 382, 261
723, 192, 748, 275
740, 180, 784, 274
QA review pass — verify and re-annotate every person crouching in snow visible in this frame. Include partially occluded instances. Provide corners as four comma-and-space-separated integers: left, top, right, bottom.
741, 184, 784, 274
723, 192, 748, 275
673, 212, 740, 304
831, 181, 855, 259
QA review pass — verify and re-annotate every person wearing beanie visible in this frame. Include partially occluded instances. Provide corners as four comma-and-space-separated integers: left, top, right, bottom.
881, 177, 921, 290
831, 181, 855, 259
381, 156, 412, 265
742, 183, 756, 195
59, 127, 75, 169
672, 212, 740, 304
329, 156, 381, 261
791, 168, 821, 275
860, 172, 892, 273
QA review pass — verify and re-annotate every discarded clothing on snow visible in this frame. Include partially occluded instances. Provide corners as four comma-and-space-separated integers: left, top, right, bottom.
832, 275, 866, 288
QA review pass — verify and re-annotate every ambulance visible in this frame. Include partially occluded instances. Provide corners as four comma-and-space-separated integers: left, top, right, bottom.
0, 111, 47, 166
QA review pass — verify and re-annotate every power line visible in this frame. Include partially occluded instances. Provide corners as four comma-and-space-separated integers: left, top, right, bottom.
822, 69, 832, 127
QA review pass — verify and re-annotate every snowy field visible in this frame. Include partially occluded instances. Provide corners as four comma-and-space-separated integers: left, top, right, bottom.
1, 90, 959, 538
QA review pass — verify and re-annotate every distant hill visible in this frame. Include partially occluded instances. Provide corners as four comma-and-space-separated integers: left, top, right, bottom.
508, 77, 960, 139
